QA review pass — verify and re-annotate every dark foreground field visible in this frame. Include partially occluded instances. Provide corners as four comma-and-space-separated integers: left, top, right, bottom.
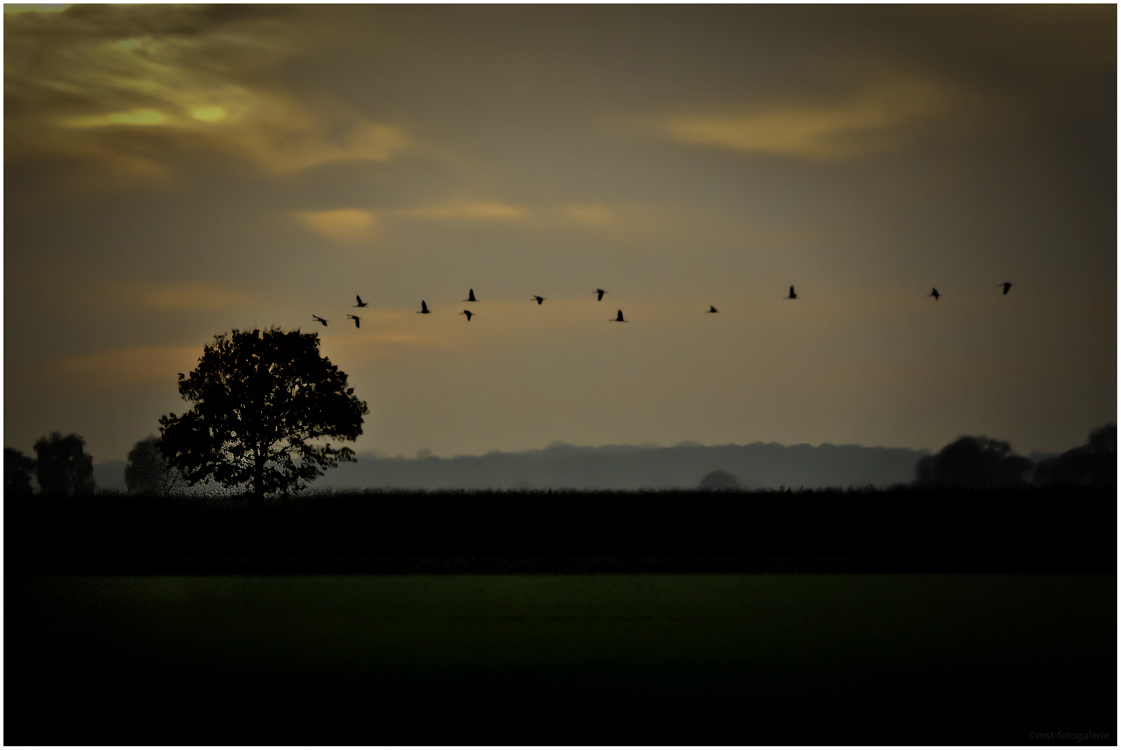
5, 488, 1117, 744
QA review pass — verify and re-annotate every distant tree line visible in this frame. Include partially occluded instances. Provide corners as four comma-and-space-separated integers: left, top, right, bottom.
5, 432, 187, 498
5, 432, 96, 497
6, 423, 1115, 498
702, 425, 1116, 490
912, 425, 1116, 489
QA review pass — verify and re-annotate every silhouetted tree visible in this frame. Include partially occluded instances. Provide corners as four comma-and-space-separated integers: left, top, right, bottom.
159, 328, 369, 503
125, 436, 183, 496
915, 436, 1032, 488
699, 469, 740, 490
33, 432, 95, 497
1033, 424, 1117, 488
5, 447, 35, 496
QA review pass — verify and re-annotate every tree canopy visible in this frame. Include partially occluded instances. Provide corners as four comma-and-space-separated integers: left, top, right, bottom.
159, 328, 369, 500
914, 436, 1032, 488
698, 469, 740, 490
1034, 423, 1116, 488
33, 432, 95, 497
5, 447, 36, 497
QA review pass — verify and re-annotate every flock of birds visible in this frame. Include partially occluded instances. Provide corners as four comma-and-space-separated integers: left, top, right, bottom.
311, 283, 1016, 329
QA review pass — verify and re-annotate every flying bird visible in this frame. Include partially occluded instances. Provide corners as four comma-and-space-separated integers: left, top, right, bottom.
707, 306, 718, 313
312, 315, 327, 326
417, 300, 430, 314
464, 289, 477, 302
460, 310, 476, 321
929, 288, 941, 301
346, 314, 360, 329
1001, 283, 1013, 295
611, 310, 627, 322
532, 296, 546, 305
786, 286, 797, 299
354, 295, 368, 308
593, 289, 607, 301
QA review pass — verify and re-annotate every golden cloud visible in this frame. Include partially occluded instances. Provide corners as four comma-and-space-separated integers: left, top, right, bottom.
657, 72, 977, 160
128, 282, 262, 313
294, 209, 378, 244
4, 4, 69, 14
46, 346, 201, 390
293, 201, 526, 244
5, 5, 409, 184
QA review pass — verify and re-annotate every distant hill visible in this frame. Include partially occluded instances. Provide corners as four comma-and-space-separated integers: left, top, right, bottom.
309, 441, 929, 491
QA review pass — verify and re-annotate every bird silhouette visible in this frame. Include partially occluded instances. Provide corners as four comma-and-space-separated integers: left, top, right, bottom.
611, 309, 627, 322
929, 288, 941, 301
355, 295, 368, 308
707, 306, 718, 313
1001, 283, 1013, 295
593, 289, 607, 301
460, 310, 475, 321
417, 300, 430, 314
532, 296, 546, 305
346, 314, 360, 328
312, 315, 327, 327
464, 289, 477, 302
786, 286, 797, 299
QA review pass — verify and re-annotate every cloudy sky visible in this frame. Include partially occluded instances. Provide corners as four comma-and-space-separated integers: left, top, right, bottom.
4, 4, 1116, 464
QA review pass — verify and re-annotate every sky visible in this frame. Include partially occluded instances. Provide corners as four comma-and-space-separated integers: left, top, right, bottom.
4, 4, 1116, 464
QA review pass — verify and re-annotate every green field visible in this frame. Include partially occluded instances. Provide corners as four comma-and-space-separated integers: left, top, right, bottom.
8, 573, 1115, 742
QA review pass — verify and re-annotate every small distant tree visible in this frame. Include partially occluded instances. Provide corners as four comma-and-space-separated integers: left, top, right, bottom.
33, 432, 95, 497
5, 447, 36, 496
159, 328, 369, 503
699, 469, 740, 491
125, 436, 183, 496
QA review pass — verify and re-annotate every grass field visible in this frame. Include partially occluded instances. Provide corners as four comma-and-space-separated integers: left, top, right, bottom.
6, 488, 1114, 742
7, 572, 1115, 744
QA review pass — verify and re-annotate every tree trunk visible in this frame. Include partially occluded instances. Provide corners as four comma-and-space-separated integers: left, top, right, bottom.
251, 452, 266, 510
